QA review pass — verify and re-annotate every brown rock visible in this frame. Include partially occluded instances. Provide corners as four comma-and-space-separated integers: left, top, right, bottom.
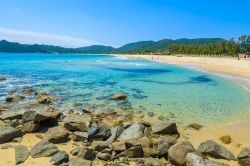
186, 123, 203, 130
5, 95, 25, 103
43, 126, 70, 143
23, 89, 35, 94
111, 93, 127, 100
220, 135, 232, 144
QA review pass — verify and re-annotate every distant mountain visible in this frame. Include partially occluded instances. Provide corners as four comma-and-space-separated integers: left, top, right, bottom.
0, 38, 225, 54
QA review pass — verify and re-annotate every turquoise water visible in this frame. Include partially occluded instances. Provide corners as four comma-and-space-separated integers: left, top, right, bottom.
0, 53, 250, 125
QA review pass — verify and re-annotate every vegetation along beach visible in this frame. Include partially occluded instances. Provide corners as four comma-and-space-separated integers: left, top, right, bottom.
0, 0, 250, 166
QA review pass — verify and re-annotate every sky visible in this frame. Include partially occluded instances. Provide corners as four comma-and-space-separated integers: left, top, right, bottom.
0, 0, 249, 48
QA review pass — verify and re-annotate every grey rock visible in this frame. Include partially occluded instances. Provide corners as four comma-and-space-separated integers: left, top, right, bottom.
118, 123, 145, 141
197, 140, 236, 161
118, 146, 144, 158
0, 127, 22, 144
30, 140, 59, 158
93, 124, 112, 141
106, 126, 124, 143
72, 131, 88, 142
13, 137, 23, 143
70, 147, 80, 156
51, 151, 69, 165
0, 111, 24, 120
157, 136, 177, 156
43, 126, 69, 143
64, 119, 88, 132
144, 157, 164, 166
151, 120, 178, 135
237, 147, 250, 166
15, 145, 30, 165
78, 148, 97, 160
185, 153, 206, 166
68, 158, 92, 166
97, 152, 112, 161
22, 121, 40, 133
168, 141, 195, 166
92, 141, 110, 151
204, 159, 229, 166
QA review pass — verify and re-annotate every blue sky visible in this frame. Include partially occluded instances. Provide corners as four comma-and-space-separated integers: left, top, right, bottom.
0, 0, 249, 47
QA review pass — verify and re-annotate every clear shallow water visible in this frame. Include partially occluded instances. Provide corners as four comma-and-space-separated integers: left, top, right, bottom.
0, 53, 250, 125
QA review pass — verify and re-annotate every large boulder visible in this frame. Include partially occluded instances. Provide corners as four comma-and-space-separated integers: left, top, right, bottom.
118, 123, 145, 141
237, 147, 250, 166
185, 153, 206, 166
151, 120, 178, 135
22, 110, 58, 125
0, 127, 22, 144
68, 158, 92, 166
197, 140, 236, 161
51, 151, 69, 165
43, 126, 70, 143
168, 141, 195, 166
30, 140, 59, 158
144, 157, 164, 166
157, 136, 177, 156
15, 145, 30, 165
5, 95, 25, 103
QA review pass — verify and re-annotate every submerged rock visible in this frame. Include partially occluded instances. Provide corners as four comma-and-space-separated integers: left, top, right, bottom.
0, 77, 7, 82
30, 140, 59, 158
237, 147, 250, 166
0, 127, 22, 144
15, 145, 30, 165
151, 120, 178, 135
23, 88, 35, 94
168, 141, 195, 166
5, 95, 25, 103
197, 140, 236, 161
111, 93, 127, 100
35, 92, 59, 104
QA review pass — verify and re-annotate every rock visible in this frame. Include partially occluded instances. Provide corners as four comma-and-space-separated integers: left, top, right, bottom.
0, 127, 22, 144
204, 159, 229, 166
92, 124, 112, 141
9, 88, 17, 94
0, 111, 24, 120
22, 121, 40, 133
70, 147, 80, 156
13, 137, 23, 143
22, 110, 58, 125
106, 126, 124, 143
125, 136, 153, 149
219, 135, 232, 144
68, 158, 92, 166
147, 112, 154, 117
112, 141, 126, 152
92, 141, 110, 151
168, 141, 195, 166
30, 140, 59, 158
197, 140, 236, 161
23, 89, 35, 94
72, 131, 88, 142
0, 104, 8, 111
237, 147, 250, 166
51, 151, 69, 165
143, 147, 158, 158
64, 119, 88, 132
157, 136, 177, 156
43, 126, 69, 143
36, 92, 59, 104
144, 157, 164, 166
0, 77, 6, 82
187, 123, 204, 130
111, 93, 127, 100
118, 146, 144, 158
185, 153, 206, 166
151, 120, 178, 135
78, 148, 97, 160
15, 145, 30, 165
5, 95, 25, 103
97, 152, 112, 161
118, 123, 145, 141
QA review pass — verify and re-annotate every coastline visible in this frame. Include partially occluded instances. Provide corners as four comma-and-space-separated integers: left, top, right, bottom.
113, 53, 250, 165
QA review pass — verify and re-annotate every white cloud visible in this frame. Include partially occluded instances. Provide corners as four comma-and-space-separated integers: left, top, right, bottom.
0, 27, 101, 48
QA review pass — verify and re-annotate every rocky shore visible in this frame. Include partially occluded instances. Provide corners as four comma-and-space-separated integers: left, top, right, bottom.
0, 78, 249, 166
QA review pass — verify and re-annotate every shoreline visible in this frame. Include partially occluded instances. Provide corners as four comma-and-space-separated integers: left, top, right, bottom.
114, 53, 250, 165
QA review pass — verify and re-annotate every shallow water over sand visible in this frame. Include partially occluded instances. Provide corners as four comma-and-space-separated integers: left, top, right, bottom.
0, 53, 250, 125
